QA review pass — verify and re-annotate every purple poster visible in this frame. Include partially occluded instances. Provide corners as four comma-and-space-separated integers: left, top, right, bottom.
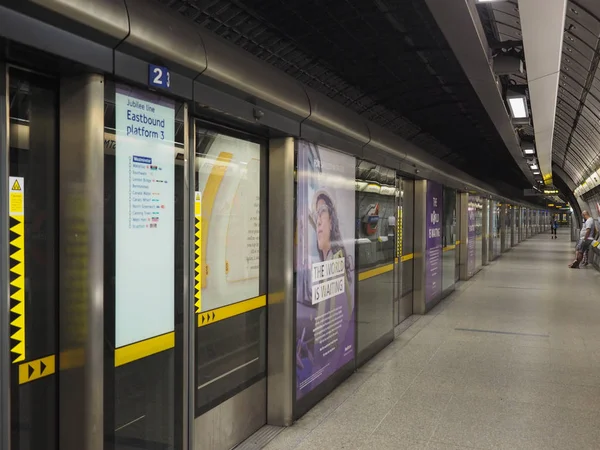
425, 181, 442, 305
295, 140, 356, 400
467, 203, 476, 276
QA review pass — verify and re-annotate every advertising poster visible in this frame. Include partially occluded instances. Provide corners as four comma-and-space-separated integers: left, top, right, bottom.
115, 84, 175, 348
195, 133, 261, 311
296, 140, 355, 400
425, 181, 442, 305
467, 203, 476, 277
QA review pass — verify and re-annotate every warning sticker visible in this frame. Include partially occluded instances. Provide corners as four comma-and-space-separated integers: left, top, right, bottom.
9, 176, 25, 363
9, 177, 24, 216
195, 191, 202, 217
195, 192, 202, 313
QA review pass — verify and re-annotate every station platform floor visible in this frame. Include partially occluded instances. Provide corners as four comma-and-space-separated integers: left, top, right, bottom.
263, 229, 600, 450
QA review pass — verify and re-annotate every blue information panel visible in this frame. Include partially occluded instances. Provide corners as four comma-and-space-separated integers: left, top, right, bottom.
148, 64, 171, 90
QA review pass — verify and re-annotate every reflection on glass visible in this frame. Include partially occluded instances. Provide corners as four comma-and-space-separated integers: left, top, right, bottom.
475, 198, 483, 269
194, 125, 266, 416
356, 160, 396, 271
492, 202, 501, 258
401, 179, 414, 298
8, 68, 58, 450
103, 81, 185, 449
442, 187, 456, 292
355, 159, 396, 355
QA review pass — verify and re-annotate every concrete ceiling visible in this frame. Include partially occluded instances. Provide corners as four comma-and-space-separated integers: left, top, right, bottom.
160, 0, 536, 197
478, 0, 600, 197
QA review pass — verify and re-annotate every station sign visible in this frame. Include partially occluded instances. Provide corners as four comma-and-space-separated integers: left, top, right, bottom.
148, 64, 171, 90
523, 187, 560, 197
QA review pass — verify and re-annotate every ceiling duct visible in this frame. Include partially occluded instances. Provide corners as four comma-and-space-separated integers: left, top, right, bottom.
493, 54, 524, 76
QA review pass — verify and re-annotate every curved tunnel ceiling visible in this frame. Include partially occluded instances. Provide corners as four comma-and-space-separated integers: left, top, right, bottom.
158, 0, 532, 195
482, 0, 600, 190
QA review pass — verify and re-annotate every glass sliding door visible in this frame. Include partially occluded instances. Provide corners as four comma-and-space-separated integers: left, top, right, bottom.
355, 159, 396, 361
103, 81, 186, 449
193, 122, 267, 447
442, 187, 456, 293
5, 67, 58, 450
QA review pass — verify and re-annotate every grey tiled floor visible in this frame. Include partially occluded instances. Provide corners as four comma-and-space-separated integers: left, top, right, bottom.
264, 229, 600, 449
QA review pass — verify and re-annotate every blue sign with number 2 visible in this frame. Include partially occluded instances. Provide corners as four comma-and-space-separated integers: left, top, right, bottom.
149, 64, 171, 89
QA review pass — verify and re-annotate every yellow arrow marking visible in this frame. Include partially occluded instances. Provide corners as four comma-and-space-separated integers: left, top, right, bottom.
19, 355, 55, 384
198, 295, 266, 328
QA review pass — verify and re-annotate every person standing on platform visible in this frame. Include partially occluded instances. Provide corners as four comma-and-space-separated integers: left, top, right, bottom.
551, 216, 558, 239
569, 211, 595, 269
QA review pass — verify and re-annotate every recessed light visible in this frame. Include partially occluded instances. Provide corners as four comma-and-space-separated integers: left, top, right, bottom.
508, 97, 528, 119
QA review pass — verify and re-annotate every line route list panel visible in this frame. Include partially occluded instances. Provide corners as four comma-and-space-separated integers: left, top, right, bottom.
115, 84, 176, 348
129, 155, 167, 230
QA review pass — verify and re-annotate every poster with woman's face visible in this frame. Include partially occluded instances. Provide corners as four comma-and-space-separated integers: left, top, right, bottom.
295, 140, 355, 400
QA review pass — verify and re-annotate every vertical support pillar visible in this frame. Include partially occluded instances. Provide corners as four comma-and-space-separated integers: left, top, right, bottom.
454, 193, 461, 280
488, 200, 495, 260
459, 192, 469, 280
267, 138, 294, 426
500, 203, 506, 252
59, 74, 104, 450
482, 198, 489, 266
0, 62, 9, 450
516, 208, 521, 243
182, 104, 192, 450
511, 207, 517, 247
517, 206, 525, 244
413, 180, 427, 315
519, 208, 524, 242
543, 212, 545, 232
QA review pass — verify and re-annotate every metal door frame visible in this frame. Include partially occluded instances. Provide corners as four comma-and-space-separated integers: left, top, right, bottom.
393, 176, 402, 326
2, 64, 63, 450
1, 61, 10, 450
